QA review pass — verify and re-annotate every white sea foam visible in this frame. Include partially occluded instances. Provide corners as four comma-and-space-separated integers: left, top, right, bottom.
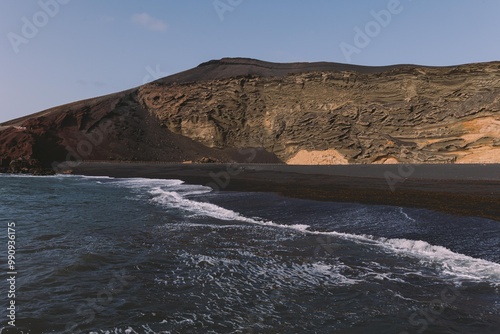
173, 250, 359, 288
76, 175, 114, 180
149, 187, 307, 230
309, 230, 500, 285
151, 186, 311, 234
380, 237, 500, 283
116, 178, 500, 286
113, 177, 185, 189
399, 207, 416, 222
157, 222, 243, 231
46, 174, 114, 181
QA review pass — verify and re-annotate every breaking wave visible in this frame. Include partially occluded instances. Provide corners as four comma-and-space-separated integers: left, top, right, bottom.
115, 178, 500, 286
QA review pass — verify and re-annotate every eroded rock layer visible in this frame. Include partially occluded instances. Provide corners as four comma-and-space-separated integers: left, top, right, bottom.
1, 58, 499, 171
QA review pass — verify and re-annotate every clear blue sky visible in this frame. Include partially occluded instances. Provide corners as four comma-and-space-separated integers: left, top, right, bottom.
1, 0, 499, 122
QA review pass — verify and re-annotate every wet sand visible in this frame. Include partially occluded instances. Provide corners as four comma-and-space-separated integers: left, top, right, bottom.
70, 162, 500, 221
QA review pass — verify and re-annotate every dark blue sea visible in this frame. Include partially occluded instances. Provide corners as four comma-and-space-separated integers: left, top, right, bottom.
0, 174, 499, 334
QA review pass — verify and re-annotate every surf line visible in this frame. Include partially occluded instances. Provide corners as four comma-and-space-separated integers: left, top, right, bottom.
134, 179, 500, 284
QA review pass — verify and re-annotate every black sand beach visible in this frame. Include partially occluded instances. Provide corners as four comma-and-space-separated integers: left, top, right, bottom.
70, 162, 500, 221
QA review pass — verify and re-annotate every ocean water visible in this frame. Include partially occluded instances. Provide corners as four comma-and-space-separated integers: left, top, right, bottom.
0, 174, 499, 334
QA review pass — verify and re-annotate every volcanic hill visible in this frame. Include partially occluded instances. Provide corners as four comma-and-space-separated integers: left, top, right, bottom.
1, 57, 500, 173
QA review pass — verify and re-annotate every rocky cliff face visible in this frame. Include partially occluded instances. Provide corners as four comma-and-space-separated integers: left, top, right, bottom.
1, 58, 499, 172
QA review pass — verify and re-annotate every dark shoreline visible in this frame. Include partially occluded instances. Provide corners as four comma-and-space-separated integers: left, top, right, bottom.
64, 162, 500, 222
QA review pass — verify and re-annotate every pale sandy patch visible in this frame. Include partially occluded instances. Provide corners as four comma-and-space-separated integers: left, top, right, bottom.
461, 133, 486, 142
373, 156, 400, 164
461, 116, 500, 138
455, 147, 500, 164
382, 157, 400, 164
454, 117, 500, 163
287, 149, 349, 165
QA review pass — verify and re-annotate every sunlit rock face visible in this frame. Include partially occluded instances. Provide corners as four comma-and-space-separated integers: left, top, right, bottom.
1, 58, 500, 169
